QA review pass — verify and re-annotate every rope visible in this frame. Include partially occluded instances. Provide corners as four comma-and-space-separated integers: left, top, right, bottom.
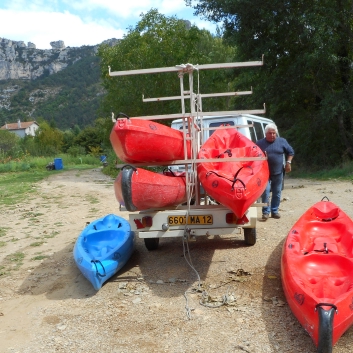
181, 211, 231, 318
199, 289, 229, 308
181, 65, 229, 319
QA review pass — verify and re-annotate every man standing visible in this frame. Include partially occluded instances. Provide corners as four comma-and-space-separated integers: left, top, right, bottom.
256, 123, 294, 220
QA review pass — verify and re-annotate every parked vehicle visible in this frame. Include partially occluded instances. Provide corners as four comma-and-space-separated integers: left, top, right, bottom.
171, 113, 275, 142
109, 59, 267, 250
170, 114, 276, 174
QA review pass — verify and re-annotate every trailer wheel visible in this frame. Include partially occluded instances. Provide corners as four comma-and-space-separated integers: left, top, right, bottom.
144, 238, 159, 251
244, 228, 256, 246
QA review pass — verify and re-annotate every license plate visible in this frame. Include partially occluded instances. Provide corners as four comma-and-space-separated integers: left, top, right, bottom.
168, 215, 213, 226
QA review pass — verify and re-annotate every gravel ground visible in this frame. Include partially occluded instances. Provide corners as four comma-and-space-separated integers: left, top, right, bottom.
1, 168, 353, 353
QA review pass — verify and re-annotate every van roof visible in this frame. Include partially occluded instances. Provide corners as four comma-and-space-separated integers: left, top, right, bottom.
171, 114, 274, 124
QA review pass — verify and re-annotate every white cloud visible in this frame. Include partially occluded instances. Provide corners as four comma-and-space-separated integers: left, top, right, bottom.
0, 1, 217, 49
67, 0, 193, 19
66, 0, 155, 18
0, 9, 124, 49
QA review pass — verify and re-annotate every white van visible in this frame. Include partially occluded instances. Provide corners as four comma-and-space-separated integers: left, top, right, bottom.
171, 113, 275, 143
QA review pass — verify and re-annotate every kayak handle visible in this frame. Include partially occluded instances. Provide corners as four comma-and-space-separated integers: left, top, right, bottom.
321, 196, 330, 202
231, 178, 246, 190
91, 260, 106, 277
230, 167, 250, 190
117, 112, 130, 119
313, 242, 330, 254
163, 167, 176, 176
217, 149, 232, 158
315, 303, 338, 314
121, 164, 137, 172
205, 170, 246, 189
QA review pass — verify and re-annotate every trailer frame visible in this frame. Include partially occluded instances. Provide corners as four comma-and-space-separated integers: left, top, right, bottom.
110, 58, 265, 250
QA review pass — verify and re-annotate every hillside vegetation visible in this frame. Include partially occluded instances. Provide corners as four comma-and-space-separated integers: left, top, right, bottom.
0, 46, 105, 129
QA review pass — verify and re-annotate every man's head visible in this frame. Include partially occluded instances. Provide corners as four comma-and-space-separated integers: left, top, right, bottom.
265, 123, 278, 142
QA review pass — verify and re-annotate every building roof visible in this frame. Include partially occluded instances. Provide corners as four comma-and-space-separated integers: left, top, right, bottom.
0, 121, 39, 131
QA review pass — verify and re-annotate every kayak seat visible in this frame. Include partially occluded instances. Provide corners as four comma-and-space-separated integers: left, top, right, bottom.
85, 244, 115, 258
312, 204, 339, 220
299, 221, 350, 253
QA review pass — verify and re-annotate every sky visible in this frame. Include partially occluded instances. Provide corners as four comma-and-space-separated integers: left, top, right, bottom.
0, 0, 218, 50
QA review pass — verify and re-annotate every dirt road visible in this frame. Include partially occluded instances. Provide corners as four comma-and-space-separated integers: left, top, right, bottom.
1, 168, 353, 353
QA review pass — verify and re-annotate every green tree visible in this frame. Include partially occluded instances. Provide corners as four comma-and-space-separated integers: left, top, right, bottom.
98, 9, 236, 124
35, 121, 63, 155
93, 116, 114, 151
188, 0, 353, 166
74, 126, 103, 154
0, 130, 19, 153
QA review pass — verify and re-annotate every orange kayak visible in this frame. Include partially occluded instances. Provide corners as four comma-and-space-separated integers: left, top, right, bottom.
281, 198, 353, 352
110, 118, 191, 163
114, 166, 188, 211
197, 128, 269, 218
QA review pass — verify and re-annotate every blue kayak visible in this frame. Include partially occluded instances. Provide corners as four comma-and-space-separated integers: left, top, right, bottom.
73, 214, 134, 290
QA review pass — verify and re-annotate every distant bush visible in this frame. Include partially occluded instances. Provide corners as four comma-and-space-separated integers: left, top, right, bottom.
67, 145, 86, 157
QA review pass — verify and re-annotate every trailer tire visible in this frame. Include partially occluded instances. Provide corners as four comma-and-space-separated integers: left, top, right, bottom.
144, 238, 159, 251
244, 228, 256, 246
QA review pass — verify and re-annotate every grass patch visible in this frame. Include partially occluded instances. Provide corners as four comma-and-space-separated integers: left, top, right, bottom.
292, 161, 353, 180
6, 252, 25, 270
44, 231, 59, 238
53, 222, 64, 227
30, 241, 44, 247
89, 207, 99, 214
0, 171, 48, 206
0, 227, 8, 237
0, 241, 6, 247
31, 255, 49, 261
0, 160, 102, 207
85, 195, 99, 204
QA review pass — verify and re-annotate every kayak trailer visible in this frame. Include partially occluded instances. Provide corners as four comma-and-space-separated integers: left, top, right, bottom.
109, 59, 266, 250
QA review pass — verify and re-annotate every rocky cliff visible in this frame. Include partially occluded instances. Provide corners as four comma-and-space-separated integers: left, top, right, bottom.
0, 37, 118, 81
0, 37, 119, 128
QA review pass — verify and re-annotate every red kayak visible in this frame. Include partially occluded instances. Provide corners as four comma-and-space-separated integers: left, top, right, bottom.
197, 128, 269, 218
114, 166, 188, 211
110, 117, 191, 163
281, 198, 353, 352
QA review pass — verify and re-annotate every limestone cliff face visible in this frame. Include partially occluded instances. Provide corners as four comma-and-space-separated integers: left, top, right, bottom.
0, 37, 119, 81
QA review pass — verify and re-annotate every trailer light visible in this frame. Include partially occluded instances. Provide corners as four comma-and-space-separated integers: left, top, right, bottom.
142, 216, 153, 227
226, 213, 237, 224
133, 216, 153, 229
225, 213, 249, 225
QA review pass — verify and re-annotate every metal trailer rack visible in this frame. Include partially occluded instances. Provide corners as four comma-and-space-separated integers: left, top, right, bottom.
109, 58, 266, 250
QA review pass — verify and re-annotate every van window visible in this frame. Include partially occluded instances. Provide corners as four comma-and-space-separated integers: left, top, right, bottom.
247, 120, 265, 141
254, 121, 265, 140
209, 121, 235, 136
248, 125, 256, 142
